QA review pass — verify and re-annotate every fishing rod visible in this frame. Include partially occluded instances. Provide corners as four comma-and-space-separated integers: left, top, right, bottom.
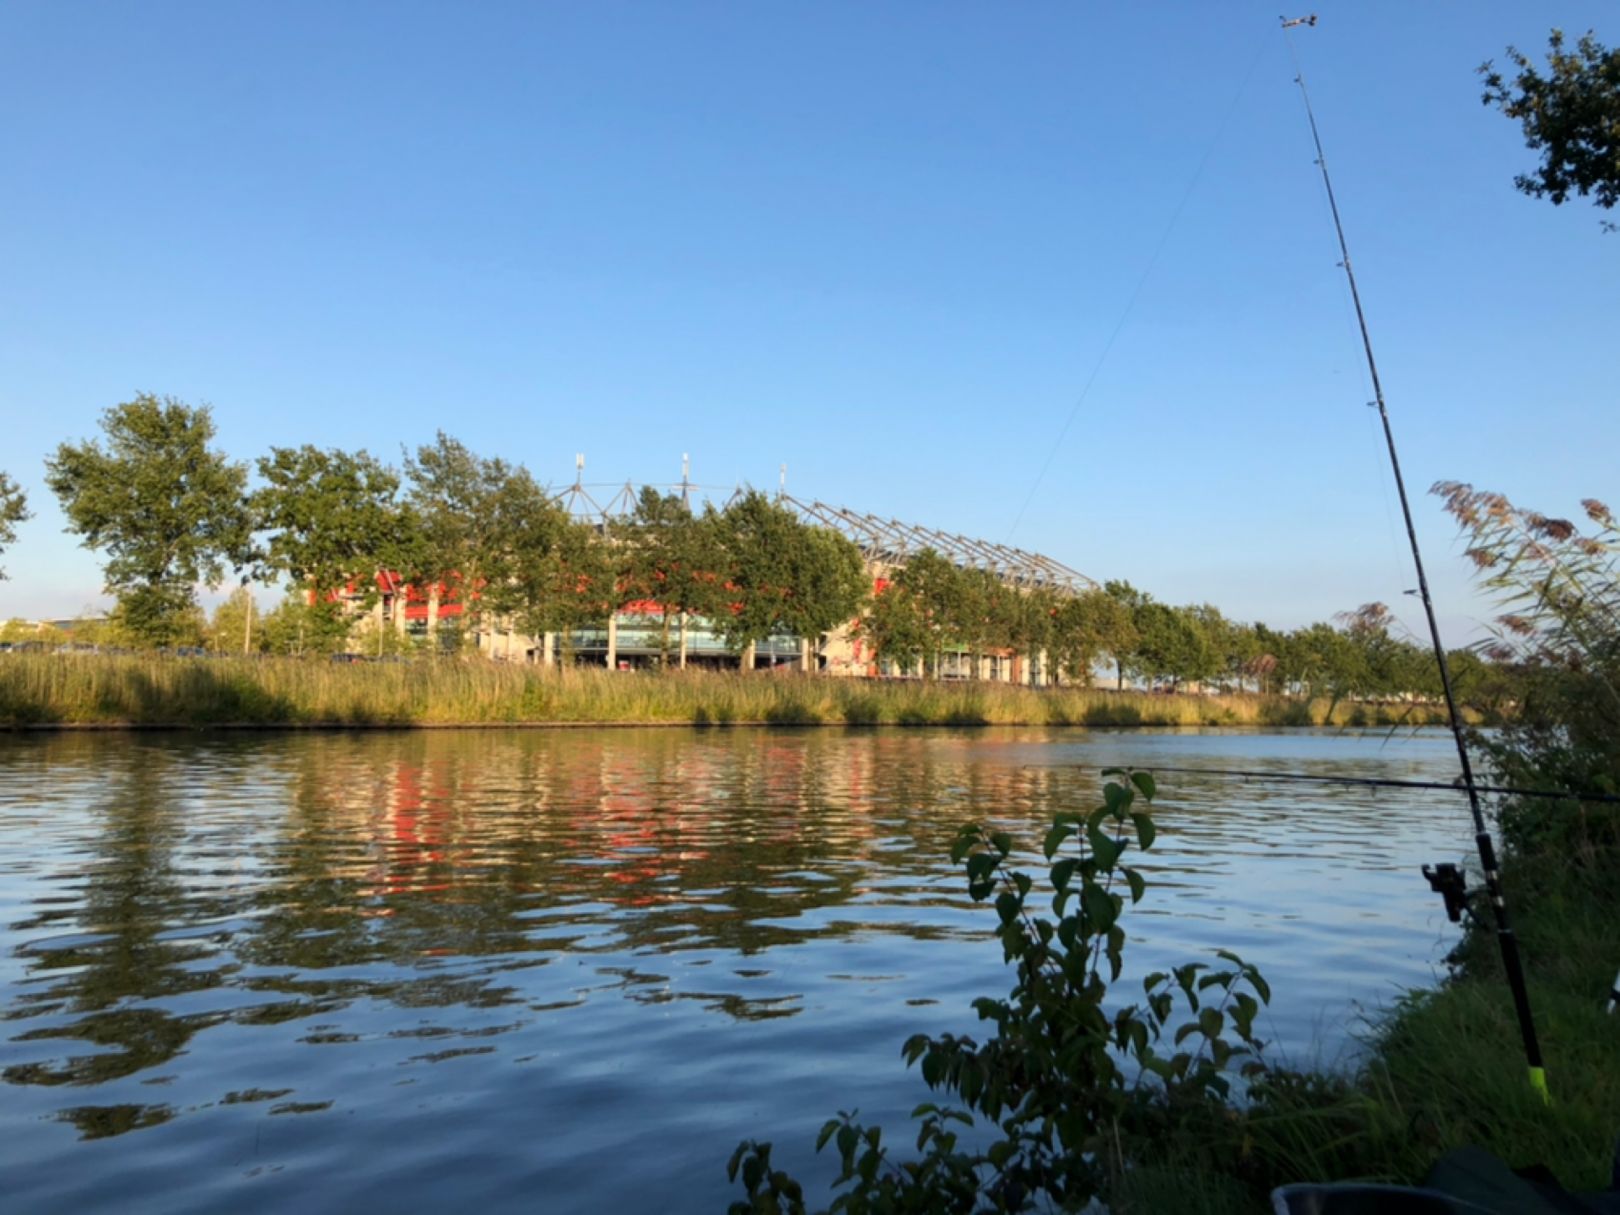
1280, 15, 1548, 1102
1100, 764, 1620, 806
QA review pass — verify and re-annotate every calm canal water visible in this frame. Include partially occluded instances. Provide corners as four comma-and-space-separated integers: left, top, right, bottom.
0, 727, 1474, 1212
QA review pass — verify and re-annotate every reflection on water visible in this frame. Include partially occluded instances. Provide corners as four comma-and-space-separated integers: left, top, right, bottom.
0, 728, 1471, 1213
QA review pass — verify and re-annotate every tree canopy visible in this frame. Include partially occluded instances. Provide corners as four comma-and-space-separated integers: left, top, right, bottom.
251, 445, 413, 648
0, 471, 28, 579
709, 491, 869, 655
611, 488, 728, 663
1482, 29, 1620, 224
45, 395, 251, 645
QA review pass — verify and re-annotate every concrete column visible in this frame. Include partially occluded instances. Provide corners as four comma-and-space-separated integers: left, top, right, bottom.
678, 613, 688, 669
742, 641, 756, 672
606, 614, 618, 670
800, 636, 813, 672
542, 632, 554, 668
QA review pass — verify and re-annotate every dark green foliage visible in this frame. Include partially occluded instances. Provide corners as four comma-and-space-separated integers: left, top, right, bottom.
728, 771, 1273, 1213
251, 445, 412, 650
612, 488, 728, 664
44, 395, 252, 645
858, 577, 933, 673
1481, 30, 1620, 225
711, 491, 869, 655
481, 466, 609, 640
1048, 589, 1136, 685
0, 469, 29, 579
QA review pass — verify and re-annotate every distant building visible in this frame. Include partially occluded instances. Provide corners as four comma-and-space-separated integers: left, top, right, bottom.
334, 488, 1092, 684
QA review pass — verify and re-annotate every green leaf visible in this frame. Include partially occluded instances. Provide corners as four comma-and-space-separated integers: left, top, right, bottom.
1251, 970, 1272, 1005
1130, 770, 1157, 801
1130, 1020, 1150, 1057
836, 1122, 858, 1161
965, 852, 998, 882
1042, 824, 1070, 860
921, 1052, 943, 1087
1051, 857, 1079, 892
816, 1120, 840, 1151
1197, 971, 1235, 992
1131, 812, 1157, 850
1056, 916, 1079, 951
1232, 992, 1260, 1040
1124, 867, 1146, 903
1081, 882, 1117, 933
1087, 825, 1123, 870
989, 830, 1013, 856
1102, 782, 1131, 814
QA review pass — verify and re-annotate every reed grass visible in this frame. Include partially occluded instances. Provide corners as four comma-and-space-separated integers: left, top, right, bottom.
0, 653, 1454, 729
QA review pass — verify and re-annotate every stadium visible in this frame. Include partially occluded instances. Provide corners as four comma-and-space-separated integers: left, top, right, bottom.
375, 461, 1094, 683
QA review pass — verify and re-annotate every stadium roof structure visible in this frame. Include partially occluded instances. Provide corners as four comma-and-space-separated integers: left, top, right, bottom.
547, 465, 1094, 597
777, 495, 1094, 596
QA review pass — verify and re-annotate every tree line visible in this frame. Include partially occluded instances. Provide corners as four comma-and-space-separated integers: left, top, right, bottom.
5, 394, 868, 659
0, 394, 1506, 707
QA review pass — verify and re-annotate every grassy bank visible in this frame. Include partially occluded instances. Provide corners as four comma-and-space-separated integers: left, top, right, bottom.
0, 653, 1455, 729
1181, 802, 1620, 1208
1351, 819, 1619, 1189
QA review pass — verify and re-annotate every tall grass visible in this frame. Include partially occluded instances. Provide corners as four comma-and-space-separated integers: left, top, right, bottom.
0, 653, 1453, 728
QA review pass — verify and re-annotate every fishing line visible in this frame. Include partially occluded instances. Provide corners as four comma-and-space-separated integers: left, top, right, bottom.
1280, 15, 1549, 1103
1004, 33, 1271, 543
1090, 764, 1620, 806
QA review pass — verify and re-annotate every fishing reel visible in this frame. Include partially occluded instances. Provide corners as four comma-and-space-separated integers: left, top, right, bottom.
1421, 862, 1471, 924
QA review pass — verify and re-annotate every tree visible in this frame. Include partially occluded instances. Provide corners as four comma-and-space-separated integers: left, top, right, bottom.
859, 577, 932, 674
251, 445, 410, 651
710, 491, 868, 659
482, 472, 614, 647
1130, 602, 1218, 691
0, 470, 28, 579
894, 549, 975, 677
45, 395, 251, 646
1049, 588, 1137, 685
1102, 580, 1149, 689
209, 587, 265, 655
1481, 30, 1620, 226
404, 433, 521, 647
612, 488, 728, 665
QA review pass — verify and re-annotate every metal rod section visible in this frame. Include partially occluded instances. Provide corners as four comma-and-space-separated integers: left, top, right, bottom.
1282, 16, 1547, 1100
1100, 764, 1620, 805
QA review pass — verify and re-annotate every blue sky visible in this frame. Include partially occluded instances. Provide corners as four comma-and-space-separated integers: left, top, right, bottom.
1, 1, 1614, 642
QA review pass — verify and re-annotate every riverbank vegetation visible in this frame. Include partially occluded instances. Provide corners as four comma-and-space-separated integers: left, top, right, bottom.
0, 655, 1459, 729
724, 486, 1620, 1212
1354, 486, 1620, 1189
6, 399, 1518, 714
